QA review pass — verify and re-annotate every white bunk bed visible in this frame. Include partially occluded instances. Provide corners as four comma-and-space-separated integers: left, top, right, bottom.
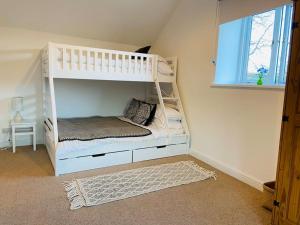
42, 42, 190, 176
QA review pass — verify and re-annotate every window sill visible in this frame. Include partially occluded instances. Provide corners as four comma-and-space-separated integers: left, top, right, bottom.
211, 83, 285, 91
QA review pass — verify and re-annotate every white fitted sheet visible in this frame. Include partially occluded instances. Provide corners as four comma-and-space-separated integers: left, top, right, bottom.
56, 117, 186, 159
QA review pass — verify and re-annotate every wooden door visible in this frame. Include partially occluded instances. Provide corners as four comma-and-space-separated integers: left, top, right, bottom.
272, 1, 300, 224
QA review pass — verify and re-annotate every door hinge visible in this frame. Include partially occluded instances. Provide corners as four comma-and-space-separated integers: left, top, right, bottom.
292, 22, 299, 30
282, 115, 289, 122
273, 200, 280, 207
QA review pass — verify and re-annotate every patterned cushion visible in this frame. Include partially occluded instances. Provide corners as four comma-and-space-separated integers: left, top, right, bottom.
125, 99, 156, 126
124, 99, 140, 120
132, 102, 153, 125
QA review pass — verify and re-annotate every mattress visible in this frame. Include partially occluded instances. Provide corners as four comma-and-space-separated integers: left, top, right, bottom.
56, 117, 186, 159
57, 116, 151, 142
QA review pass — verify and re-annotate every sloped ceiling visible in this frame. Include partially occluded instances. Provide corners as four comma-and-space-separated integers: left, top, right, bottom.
0, 0, 180, 46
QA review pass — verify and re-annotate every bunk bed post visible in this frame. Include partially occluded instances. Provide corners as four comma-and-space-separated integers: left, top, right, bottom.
48, 43, 59, 147
42, 47, 47, 146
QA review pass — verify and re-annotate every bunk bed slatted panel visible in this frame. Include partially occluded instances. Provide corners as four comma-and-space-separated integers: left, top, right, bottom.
122, 54, 125, 73
62, 48, 67, 72
146, 57, 150, 74
93, 51, 97, 72
47, 43, 175, 82
134, 56, 138, 74
108, 52, 112, 73
70, 49, 74, 71
100, 52, 103, 72
115, 54, 119, 73
87, 51, 91, 72
140, 56, 144, 74
78, 50, 82, 71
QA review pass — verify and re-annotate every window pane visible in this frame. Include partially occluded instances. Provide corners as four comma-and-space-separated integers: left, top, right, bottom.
246, 10, 276, 82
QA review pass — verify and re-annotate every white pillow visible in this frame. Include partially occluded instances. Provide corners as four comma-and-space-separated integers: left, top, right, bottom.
168, 120, 183, 129
158, 56, 173, 75
165, 107, 181, 121
158, 55, 168, 64
153, 118, 183, 129
154, 105, 165, 127
155, 105, 182, 121
152, 116, 164, 128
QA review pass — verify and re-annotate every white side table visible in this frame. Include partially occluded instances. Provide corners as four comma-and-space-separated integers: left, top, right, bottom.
11, 120, 36, 153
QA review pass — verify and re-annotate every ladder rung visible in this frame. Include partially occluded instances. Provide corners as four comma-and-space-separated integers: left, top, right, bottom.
163, 97, 179, 100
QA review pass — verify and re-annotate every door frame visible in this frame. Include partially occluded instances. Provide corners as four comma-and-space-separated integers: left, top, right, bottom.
272, 0, 300, 224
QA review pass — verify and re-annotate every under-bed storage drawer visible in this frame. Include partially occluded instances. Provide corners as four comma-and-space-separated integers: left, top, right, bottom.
132, 143, 188, 162
57, 150, 132, 175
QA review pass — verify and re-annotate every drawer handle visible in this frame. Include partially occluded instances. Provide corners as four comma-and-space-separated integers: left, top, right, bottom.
92, 153, 106, 158
297, 175, 300, 180
157, 145, 167, 149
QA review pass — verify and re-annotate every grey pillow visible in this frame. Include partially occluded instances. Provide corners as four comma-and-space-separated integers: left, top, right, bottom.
124, 99, 140, 120
132, 102, 155, 125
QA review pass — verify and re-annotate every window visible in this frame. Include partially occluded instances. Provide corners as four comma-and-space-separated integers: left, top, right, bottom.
215, 4, 293, 86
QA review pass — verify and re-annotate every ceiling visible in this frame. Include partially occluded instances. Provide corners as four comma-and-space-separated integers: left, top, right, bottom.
0, 0, 180, 46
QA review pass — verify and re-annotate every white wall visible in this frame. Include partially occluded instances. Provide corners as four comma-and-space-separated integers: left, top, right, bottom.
0, 26, 141, 148
55, 80, 146, 118
152, 0, 285, 190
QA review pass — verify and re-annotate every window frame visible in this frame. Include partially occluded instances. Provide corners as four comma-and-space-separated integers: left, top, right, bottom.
277, 4, 293, 84
237, 4, 293, 86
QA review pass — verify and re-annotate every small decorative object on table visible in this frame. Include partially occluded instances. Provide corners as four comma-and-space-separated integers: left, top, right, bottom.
11, 120, 36, 153
257, 66, 268, 86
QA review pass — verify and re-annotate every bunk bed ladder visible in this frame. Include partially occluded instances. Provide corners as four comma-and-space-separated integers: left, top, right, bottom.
170, 82, 191, 147
153, 79, 191, 148
154, 80, 169, 128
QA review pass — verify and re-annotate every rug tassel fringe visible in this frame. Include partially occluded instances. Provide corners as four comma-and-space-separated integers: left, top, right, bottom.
64, 181, 85, 210
64, 182, 75, 192
70, 196, 84, 210
185, 161, 217, 180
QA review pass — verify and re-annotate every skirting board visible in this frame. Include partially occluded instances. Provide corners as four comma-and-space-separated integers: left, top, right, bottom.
0, 139, 43, 150
190, 150, 264, 191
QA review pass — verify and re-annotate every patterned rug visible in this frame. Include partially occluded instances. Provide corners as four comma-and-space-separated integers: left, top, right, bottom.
64, 161, 216, 210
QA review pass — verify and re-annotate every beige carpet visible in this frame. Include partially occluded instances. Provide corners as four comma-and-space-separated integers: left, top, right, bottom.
0, 145, 271, 225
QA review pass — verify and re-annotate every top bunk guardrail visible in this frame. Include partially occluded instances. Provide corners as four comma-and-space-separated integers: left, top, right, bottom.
42, 42, 177, 82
